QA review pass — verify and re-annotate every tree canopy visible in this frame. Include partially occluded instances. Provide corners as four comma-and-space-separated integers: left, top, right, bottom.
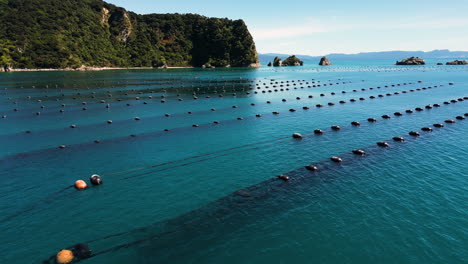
0, 0, 259, 69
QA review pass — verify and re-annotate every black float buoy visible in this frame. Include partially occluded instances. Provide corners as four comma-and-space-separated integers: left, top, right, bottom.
70, 124, 77, 128
444, 119, 455, 124
292, 133, 303, 139
72, 243, 92, 260
305, 165, 318, 171
406, 109, 413, 113
303, 106, 310, 110
368, 118, 377, 122
456, 116, 465, 120
277, 175, 290, 181
330, 156, 342, 163
90, 174, 102, 185
255, 114, 262, 117
394, 112, 403, 116
351, 121, 361, 126
331, 125, 340, 131
314, 129, 323, 135
377, 141, 389, 147
393, 136, 405, 142
289, 109, 296, 112
352, 149, 365, 156
213, 121, 220, 124
382, 115, 391, 119
134, 117, 141, 121
409, 131, 420, 137
316, 104, 323, 108
421, 127, 433, 132
272, 111, 280, 115
433, 123, 444, 128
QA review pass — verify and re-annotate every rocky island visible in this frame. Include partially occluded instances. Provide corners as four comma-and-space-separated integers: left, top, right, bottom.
269, 56, 303, 67
0, 0, 259, 70
396, 57, 425, 65
446, 60, 468, 65
319, 56, 332, 66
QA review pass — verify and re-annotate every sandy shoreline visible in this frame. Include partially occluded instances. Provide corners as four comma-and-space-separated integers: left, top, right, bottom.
4, 66, 193, 72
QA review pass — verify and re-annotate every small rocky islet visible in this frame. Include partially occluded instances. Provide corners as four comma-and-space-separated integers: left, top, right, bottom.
319, 56, 332, 66
395, 57, 426, 65
445, 60, 468, 65
268, 55, 304, 67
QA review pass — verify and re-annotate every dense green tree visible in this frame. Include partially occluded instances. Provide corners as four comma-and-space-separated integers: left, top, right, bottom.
0, 0, 259, 69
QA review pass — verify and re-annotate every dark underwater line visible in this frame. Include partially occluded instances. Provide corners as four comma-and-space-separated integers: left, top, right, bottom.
40, 113, 467, 263
0, 83, 458, 160
7, 98, 464, 225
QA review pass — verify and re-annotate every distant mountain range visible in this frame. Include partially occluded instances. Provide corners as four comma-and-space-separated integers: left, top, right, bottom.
259, 50, 468, 63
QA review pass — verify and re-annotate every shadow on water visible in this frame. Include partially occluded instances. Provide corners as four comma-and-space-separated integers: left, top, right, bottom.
40, 115, 466, 263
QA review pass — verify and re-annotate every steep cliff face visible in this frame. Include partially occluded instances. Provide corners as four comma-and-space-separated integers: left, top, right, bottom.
0, 0, 259, 69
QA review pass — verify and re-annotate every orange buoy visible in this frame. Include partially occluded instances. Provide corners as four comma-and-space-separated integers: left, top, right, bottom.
74, 180, 87, 190
56, 249, 74, 263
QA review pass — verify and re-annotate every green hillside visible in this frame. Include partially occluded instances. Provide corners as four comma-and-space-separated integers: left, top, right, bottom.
0, 0, 259, 70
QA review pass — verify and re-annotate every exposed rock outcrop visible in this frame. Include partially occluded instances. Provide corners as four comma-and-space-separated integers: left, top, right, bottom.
2, 65, 11, 72
282, 55, 303, 66
396, 57, 425, 65
319, 56, 331, 66
271, 56, 303, 67
273, 57, 282, 67
446, 60, 468, 65
267, 62, 272, 67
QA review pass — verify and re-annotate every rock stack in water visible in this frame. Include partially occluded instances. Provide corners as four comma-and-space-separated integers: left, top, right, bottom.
446, 60, 468, 65
395, 57, 425, 65
319, 56, 331, 66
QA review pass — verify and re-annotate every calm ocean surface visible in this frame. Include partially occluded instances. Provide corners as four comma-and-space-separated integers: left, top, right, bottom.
0, 59, 467, 264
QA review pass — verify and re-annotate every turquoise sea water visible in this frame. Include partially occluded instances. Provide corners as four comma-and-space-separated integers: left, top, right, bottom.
0, 59, 467, 264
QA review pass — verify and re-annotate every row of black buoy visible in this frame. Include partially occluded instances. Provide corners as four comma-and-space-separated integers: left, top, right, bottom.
2, 77, 333, 108
3, 78, 353, 116
290, 97, 466, 140
279, 113, 467, 181
52, 91, 465, 149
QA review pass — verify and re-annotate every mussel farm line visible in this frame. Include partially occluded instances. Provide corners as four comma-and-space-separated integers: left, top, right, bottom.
41, 113, 467, 264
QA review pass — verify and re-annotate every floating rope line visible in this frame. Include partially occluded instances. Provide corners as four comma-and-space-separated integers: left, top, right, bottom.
4, 97, 464, 223
41, 113, 467, 263
118, 97, 466, 181
4, 77, 352, 116
2, 81, 447, 143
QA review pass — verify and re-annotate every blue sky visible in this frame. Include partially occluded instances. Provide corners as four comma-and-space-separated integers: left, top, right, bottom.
107, 0, 468, 56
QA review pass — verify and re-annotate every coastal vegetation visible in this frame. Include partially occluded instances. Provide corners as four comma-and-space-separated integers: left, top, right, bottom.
0, 0, 259, 70
269, 55, 303, 67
